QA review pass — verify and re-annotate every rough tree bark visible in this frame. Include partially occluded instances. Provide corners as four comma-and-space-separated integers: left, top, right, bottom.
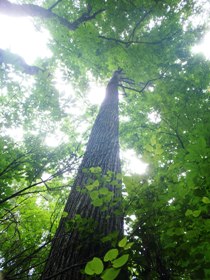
41, 70, 123, 280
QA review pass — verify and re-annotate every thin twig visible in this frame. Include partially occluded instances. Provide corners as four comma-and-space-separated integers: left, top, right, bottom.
48, 0, 62, 11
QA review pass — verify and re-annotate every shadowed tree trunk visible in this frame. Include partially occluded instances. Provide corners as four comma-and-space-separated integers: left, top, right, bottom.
41, 70, 123, 280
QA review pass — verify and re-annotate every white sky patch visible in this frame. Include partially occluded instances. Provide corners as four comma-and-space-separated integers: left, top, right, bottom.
129, 214, 137, 221
192, 31, 210, 60
44, 131, 68, 147
53, 68, 80, 114
121, 149, 148, 175
147, 111, 161, 123
120, 115, 131, 122
0, 15, 52, 64
168, 197, 175, 205
4, 127, 24, 142
41, 172, 52, 181
54, 68, 75, 94
87, 82, 106, 105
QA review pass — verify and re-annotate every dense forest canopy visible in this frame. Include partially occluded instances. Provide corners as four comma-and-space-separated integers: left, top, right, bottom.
0, 0, 210, 279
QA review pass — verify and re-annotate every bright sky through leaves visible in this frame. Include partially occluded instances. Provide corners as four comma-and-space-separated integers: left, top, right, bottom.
0, 15, 52, 64
192, 31, 210, 59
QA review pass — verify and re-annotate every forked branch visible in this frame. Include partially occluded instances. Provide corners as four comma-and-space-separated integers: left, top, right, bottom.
0, 0, 105, 31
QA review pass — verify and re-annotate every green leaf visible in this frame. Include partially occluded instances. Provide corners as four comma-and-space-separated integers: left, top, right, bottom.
192, 210, 201, 217
90, 190, 98, 200
116, 173, 122, 180
112, 254, 129, 268
150, 135, 156, 145
185, 209, 193, 216
61, 211, 68, 218
174, 228, 184, 235
145, 144, 153, 152
90, 167, 102, 174
101, 268, 120, 280
155, 144, 164, 155
93, 179, 100, 187
85, 257, 104, 275
99, 187, 109, 195
86, 184, 95, 191
124, 242, 134, 250
92, 198, 103, 207
118, 237, 127, 248
104, 249, 119, 262
202, 197, 210, 204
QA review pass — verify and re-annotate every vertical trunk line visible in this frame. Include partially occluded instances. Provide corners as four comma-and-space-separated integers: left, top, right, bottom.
41, 71, 123, 280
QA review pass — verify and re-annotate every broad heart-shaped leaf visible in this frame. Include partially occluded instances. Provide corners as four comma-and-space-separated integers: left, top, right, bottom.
93, 179, 100, 187
104, 248, 119, 262
185, 209, 193, 216
92, 198, 103, 207
118, 237, 127, 248
90, 190, 99, 200
101, 267, 120, 280
112, 254, 129, 268
124, 242, 134, 250
85, 257, 104, 275
99, 187, 110, 195
202, 197, 210, 204
192, 210, 201, 217
86, 184, 96, 191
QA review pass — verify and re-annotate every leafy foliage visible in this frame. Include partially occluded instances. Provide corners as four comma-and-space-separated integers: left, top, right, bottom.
84, 237, 132, 279
0, 0, 210, 279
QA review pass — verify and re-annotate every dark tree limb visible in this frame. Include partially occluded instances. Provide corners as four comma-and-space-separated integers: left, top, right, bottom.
161, 117, 186, 149
4, 240, 52, 277
0, 0, 105, 31
0, 175, 72, 205
48, 0, 62, 11
99, 35, 168, 47
42, 262, 87, 280
119, 75, 164, 94
0, 153, 78, 205
129, 8, 153, 41
0, 48, 42, 75
0, 150, 38, 179
119, 84, 145, 93
99, 31, 179, 47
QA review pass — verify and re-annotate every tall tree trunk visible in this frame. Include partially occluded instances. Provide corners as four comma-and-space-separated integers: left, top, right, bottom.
41, 71, 123, 280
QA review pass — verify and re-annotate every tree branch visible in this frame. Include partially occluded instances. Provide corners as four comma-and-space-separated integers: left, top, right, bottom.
119, 75, 163, 94
0, 0, 105, 31
70, 8, 105, 30
129, 8, 153, 41
0, 151, 34, 178
5, 240, 52, 277
99, 31, 179, 47
0, 163, 76, 205
43, 262, 87, 280
48, 0, 62, 11
0, 48, 42, 75
119, 84, 145, 93
161, 117, 186, 149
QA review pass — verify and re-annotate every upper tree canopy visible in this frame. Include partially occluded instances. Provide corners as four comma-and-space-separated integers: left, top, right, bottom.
0, 0, 208, 81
